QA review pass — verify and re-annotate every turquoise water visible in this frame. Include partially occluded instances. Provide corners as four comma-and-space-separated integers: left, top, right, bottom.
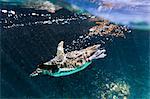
1, 4, 150, 99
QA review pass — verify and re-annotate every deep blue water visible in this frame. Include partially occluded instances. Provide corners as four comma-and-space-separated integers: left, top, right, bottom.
1, 6, 150, 99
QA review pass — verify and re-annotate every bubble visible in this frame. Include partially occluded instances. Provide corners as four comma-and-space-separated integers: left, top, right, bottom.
2, 9, 8, 13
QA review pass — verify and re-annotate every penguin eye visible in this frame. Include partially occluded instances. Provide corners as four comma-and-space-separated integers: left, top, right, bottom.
36, 68, 41, 72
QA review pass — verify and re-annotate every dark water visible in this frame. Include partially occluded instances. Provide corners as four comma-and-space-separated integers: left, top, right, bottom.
1, 6, 150, 99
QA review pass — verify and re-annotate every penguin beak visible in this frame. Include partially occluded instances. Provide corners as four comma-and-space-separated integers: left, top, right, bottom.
30, 68, 42, 77
30, 71, 39, 77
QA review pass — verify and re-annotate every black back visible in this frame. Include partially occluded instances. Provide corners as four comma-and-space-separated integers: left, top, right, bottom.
38, 63, 59, 73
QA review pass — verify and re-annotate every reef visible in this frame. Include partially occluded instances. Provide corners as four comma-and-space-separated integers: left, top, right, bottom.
100, 81, 130, 99
88, 18, 128, 38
